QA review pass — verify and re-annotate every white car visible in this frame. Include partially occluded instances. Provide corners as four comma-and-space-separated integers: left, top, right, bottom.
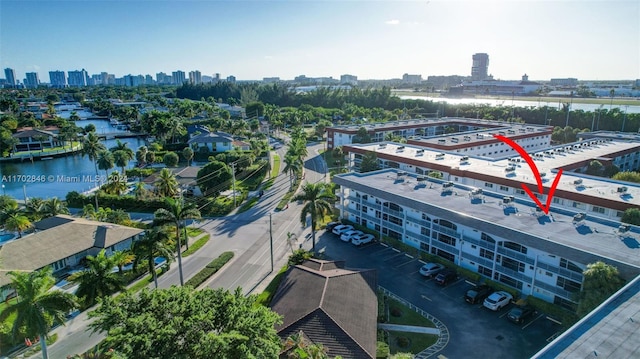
332, 224, 354, 235
352, 233, 375, 246
483, 291, 513, 311
419, 263, 445, 277
340, 230, 363, 242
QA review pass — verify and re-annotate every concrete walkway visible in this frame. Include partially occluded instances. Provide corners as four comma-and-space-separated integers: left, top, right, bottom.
377, 323, 440, 335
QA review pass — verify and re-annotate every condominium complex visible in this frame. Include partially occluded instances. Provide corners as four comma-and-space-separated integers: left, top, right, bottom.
48, 70, 67, 88
471, 53, 490, 81
3, 68, 16, 87
172, 70, 186, 85
24, 72, 40, 88
188, 70, 202, 84
67, 69, 88, 87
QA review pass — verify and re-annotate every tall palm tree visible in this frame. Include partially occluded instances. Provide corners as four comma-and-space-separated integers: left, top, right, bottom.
182, 147, 194, 166
153, 197, 201, 286
103, 171, 127, 195
81, 132, 106, 176
96, 150, 115, 179
283, 154, 303, 189
132, 227, 174, 288
110, 250, 135, 273
154, 168, 179, 197
136, 146, 148, 167
112, 150, 132, 174
0, 267, 77, 359
40, 197, 70, 218
69, 249, 124, 308
24, 197, 45, 221
109, 139, 134, 159
292, 183, 335, 252
4, 212, 32, 238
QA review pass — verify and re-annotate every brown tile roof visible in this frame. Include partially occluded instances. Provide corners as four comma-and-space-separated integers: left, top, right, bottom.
0, 215, 143, 286
270, 259, 378, 359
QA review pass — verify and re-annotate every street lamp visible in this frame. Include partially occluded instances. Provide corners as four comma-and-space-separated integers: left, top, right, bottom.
597, 104, 603, 131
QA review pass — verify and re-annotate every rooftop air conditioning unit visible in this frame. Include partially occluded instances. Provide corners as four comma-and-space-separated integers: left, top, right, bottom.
618, 186, 628, 193
505, 166, 516, 172
460, 156, 469, 161
443, 181, 454, 188
436, 153, 445, 159
574, 179, 583, 185
451, 138, 459, 143
438, 139, 446, 144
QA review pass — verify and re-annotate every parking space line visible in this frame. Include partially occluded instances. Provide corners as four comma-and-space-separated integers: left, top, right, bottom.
499, 307, 512, 318
396, 259, 417, 268
380, 242, 389, 247
421, 294, 432, 301
391, 248, 401, 253
368, 246, 391, 255
404, 253, 413, 258
522, 313, 545, 330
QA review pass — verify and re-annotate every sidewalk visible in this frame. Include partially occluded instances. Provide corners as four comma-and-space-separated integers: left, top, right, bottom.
377, 323, 440, 335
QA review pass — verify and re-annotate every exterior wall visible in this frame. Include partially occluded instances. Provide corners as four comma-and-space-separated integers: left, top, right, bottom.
339, 186, 585, 309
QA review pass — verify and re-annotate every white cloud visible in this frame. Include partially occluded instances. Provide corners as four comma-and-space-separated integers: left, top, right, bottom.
385, 19, 400, 25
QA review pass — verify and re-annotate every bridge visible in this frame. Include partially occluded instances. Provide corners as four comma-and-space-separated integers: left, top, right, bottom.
96, 132, 147, 140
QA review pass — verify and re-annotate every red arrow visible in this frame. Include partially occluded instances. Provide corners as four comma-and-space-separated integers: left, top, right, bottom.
493, 134, 563, 214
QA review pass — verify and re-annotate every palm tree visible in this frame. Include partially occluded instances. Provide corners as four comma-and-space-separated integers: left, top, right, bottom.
4, 212, 32, 238
103, 171, 127, 195
136, 146, 148, 167
110, 250, 135, 273
81, 132, 106, 176
132, 227, 174, 288
132, 182, 150, 200
154, 168, 179, 197
96, 150, 115, 179
112, 150, 132, 174
283, 154, 303, 189
153, 197, 201, 286
80, 203, 97, 219
109, 139, 134, 159
0, 267, 77, 359
69, 249, 125, 308
182, 147, 194, 166
40, 197, 70, 218
24, 197, 45, 221
292, 182, 335, 252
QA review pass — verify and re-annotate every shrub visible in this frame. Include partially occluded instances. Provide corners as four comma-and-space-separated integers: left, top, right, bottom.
390, 307, 403, 317
395, 336, 410, 348
185, 251, 234, 288
376, 341, 390, 359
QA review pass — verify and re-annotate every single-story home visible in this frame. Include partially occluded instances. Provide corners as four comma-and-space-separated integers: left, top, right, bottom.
142, 166, 202, 196
270, 259, 378, 359
187, 131, 235, 153
0, 215, 144, 299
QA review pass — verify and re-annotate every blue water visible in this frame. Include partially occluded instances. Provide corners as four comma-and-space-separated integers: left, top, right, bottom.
0, 233, 16, 244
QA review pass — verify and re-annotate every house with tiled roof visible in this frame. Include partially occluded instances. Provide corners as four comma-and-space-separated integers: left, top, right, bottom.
270, 259, 378, 359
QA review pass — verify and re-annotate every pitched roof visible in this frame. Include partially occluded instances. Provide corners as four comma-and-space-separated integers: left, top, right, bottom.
187, 131, 233, 144
12, 129, 57, 138
270, 259, 377, 359
0, 215, 143, 286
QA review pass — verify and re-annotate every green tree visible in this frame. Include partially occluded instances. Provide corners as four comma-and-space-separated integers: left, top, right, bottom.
283, 154, 303, 188
103, 171, 128, 195
89, 286, 282, 358
163, 151, 179, 167
288, 249, 313, 266
132, 227, 174, 288
135, 146, 148, 167
112, 150, 131, 174
352, 127, 372, 143
0, 267, 77, 359
360, 152, 379, 173
145, 150, 156, 164
82, 132, 106, 176
4, 212, 32, 238
154, 168, 179, 197
245, 101, 265, 118
196, 160, 232, 196
621, 208, 640, 226
69, 249, 125, 308
110, 250, 135, 274
154, 197, 201, 285
97, 150, 115, 179
577, 261, 625, 317
292, 183, 335, 252
586, 160, 604, 176
40, 197, 70, 218
612, 171, 640, 183
182, 147, 194, 165
0, 195, 18, 213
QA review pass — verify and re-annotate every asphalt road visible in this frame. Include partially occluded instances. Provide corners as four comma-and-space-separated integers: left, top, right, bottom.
26, 142, 327, 358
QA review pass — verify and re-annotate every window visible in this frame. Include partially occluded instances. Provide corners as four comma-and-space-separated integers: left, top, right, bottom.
557, 277, 581, 293
502, 241, 528, 254
560, 258, 582, 273
591, 206, 605, 214
420, 242, 429, 252
362, 206, 368, 213
435, 249, 455, 262
421, 213, 431, 221
553, 197, 562, 204
572, 201, 586, 210
420, 227, 430, 237
497, 274, 523, 290
437, 233, 457, 246
554, 296, 577, 311
499, 185, 509, 191
388, 230, 401, 240
485, 182, 494, 188
480, 248, 494, 260
481, 233, 496, 244
435, 219, 457, 230
516, 189, 525, 195
478, 265, 492, 277
502, 257, 525, 272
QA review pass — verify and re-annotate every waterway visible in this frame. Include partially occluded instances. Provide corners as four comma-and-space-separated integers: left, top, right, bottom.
0, 116, 145, 200
398, 95, 640, 114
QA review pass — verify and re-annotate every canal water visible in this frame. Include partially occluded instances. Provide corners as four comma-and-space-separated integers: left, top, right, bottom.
0, 116, 145, 200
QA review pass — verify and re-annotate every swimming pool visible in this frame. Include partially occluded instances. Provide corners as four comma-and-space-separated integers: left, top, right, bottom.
0, 233, 16, 244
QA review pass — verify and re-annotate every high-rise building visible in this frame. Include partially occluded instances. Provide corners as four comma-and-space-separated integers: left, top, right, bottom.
24, 72, 40, 88
263, 77, 280, 83
226, 75, 236, 83
471, 53, 489, 81
188, 70, 202, 84
4, 68, 16, 87
68, 69, 88, 87
172, 70, 186, 85
49, 71, 67, 88
402, 73, 422, 84
340, 74, 358, 85
145, 75, 154, 85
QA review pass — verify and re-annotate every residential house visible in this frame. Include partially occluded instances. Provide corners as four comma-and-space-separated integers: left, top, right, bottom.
270, 259, 378, 359
0, 215, 144, 300
12, 127, 62, 152
187, 131, 234, 152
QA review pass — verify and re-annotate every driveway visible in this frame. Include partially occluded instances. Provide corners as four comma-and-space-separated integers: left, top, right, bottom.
312, 232, 561, 359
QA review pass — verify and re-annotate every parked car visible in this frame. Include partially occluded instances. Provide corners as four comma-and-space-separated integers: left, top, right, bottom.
483, 291, 513, 311
325, 221, 342, 231
419, 263, 445, 277
434, 269, 457, 285
464, 284, 493, 304
352, 233, 375, 246
340, 230, 363, 242
507, 305, 536, 324
332, 224, 354, 235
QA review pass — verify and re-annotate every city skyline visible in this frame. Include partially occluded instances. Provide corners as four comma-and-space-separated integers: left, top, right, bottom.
1, 1, 638, 82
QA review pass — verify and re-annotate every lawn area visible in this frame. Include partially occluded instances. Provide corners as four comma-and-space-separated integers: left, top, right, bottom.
186, 227, 203, 237
271, 153, 280, 178
387, 330, 438, 355
255, 265, 289, 306
183, 234, 211, 257
387, 298, 436, 328
12, 142, 81, 156
392, 91, 639, 106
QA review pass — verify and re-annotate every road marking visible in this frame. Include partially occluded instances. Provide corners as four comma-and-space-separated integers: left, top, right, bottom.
546, 316, 562, 325
396, 259, 416, 268
499, 308, 511, 318
522, 313, 544, 330
421, 294, 432, 301
391, 248, 401, 253
380, 242, 389, 247
404, 253, 413, 258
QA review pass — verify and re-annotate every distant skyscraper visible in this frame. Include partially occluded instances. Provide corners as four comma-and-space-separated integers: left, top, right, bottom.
402, 73, 422, 84
340, 74, 358, 85
172, 70, 186, 85
471, 53, 489, 81
68, 69, 88, 87
145, 75, 154, 85
226, 75, 236, 83
24, 72, 40, 88
263, 77, 280, 83
189, 70, 202, 84
49, 70, 67, 88
4, 68, 16, 87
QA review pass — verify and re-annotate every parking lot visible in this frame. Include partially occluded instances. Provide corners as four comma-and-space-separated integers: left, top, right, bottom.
315, 231, 562, 359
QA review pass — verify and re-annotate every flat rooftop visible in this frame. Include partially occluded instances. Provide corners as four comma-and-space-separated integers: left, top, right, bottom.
533, 275, 640, 359
328, 117, 509, 133
347, 140, 640, 208
334, 169, 640, 277
411, 123, 552, 147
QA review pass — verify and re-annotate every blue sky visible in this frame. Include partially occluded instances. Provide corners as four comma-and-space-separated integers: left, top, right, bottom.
1, 1, 638, 82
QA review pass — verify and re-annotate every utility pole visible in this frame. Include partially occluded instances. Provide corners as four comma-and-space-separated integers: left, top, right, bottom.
269, 212, 274, 272
597, 105, 603, 130
231, 163, 236, 207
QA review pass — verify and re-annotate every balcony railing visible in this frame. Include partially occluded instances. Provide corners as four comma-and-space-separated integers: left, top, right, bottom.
537, 261, 583, 282
406, 216, 432, 228
494, 264, 533, 284
431, 239, 458, 254
381, 220, 404, 234
534, 280, 576, 300
382, 207, 404, 218
462, 235, 495, 250
432, 224, 460, 239
461, 252, 494, 268
497, 246, 535, 265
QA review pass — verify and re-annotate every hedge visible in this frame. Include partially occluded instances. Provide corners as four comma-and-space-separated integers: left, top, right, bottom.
255, 265, 289, 307
66, 191, 168, 212
185, 251, 234, 288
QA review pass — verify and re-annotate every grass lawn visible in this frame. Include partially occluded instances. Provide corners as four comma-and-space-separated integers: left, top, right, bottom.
379, 294, 438, 355
271, 153, 280, 178
255, 265, 289, 306
237, 196, 259, 214
387, 330, 438, 355
182, 234, 211, 257
387, 298, 436, 328
13, 142, 81, 156
186, 227, 203, 237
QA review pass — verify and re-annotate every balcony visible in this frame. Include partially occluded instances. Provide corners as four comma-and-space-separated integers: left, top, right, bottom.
497, 246, 535, 265
406, 231, 429, 244
494, 264, 532, 284
534, 280, 576, 300
461, 252, 494, 268
462, 235, 495, 250
431, 239, 458, 254
360, 212, 380, 224
432, 224, 460, 239
537, 261, 583, 282
381, 220, 404, 234
406, 216, 431, 228
382, 207, 404, 218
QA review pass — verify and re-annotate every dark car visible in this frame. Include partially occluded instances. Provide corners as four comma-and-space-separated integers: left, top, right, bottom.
465, 284, 493, 304
325, 221, 342, 231
434, 269, 456, 286
507, 305, 536, 324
